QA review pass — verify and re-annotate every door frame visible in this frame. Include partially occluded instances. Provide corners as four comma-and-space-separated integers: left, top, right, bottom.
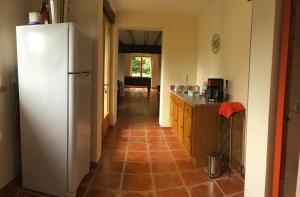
272, 0, 294, 195
102, 15, 113, 137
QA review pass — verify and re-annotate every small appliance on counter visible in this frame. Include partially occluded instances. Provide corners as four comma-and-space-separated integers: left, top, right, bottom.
188, 90, 199, 97
207, 78, 224, 102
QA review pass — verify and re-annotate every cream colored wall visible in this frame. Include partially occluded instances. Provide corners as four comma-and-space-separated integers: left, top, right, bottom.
28, 0, 40, 11
197, 0, 252, 107
0, 0, 28, 188
68, 0, 104, 163
123, 54, 131, 76
119, 53, 161, 88
197, 1, 222, 85
151, 54, 159, 88
113, 12, 199, 126
244, 0, 282, 196
118, 53, 125, 82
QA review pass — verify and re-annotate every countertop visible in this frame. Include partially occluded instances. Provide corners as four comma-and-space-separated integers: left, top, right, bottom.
170, 90, 222, 107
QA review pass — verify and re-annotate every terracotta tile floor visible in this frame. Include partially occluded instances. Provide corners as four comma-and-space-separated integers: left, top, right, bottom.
0, 89, 244, 197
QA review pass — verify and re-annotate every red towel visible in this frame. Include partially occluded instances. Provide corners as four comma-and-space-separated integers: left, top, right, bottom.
219, 102, 245, 119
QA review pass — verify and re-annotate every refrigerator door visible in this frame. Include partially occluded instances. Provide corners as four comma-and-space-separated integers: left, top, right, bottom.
68, 72, 91, 193
17, 23, 69, 196
68, 24, 92, 193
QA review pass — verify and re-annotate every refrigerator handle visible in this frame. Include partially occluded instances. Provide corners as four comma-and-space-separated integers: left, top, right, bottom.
68, 71, 91, 76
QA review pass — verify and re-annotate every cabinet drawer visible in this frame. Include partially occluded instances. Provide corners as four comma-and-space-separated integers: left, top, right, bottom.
185, 104, 193, 116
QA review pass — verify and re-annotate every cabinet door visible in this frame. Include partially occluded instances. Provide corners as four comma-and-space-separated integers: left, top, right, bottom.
170, 95, 178, 133
170, 95, 174, 126
183, 112, 192, 154
172, 103, 178, 133
177, 106, 184, 143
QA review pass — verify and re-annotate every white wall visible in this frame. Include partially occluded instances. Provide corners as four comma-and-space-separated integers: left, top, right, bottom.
197, 0, 252, 107
118, 53, 125, 82
114, 11, 199, 126
0, 0, 28, 188
244, 0, 282, 196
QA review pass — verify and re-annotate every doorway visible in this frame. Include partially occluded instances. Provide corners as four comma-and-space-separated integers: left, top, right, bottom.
117, 29, 162, 121
102, 15, 112, 137
273, 0, 300, 196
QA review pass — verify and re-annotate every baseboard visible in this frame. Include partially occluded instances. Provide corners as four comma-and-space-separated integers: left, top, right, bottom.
161, 127, 173, 130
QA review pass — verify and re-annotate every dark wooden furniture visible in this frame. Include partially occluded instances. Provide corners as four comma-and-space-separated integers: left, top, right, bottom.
170, 92, 220, 167
117, 80, 124, 102
124, 76, 151, 92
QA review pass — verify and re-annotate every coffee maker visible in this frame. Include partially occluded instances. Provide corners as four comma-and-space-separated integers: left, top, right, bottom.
207, 78, 224, 102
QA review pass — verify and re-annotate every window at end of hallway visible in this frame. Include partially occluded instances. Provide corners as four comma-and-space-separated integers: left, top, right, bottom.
131, 56, 152, 78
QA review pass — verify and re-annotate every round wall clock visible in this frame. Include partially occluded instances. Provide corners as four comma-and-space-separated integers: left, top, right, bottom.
211, 34, 221, 54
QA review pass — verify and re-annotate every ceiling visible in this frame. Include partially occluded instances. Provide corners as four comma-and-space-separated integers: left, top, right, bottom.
119, 30, 162, 46
111, 0, 208, 16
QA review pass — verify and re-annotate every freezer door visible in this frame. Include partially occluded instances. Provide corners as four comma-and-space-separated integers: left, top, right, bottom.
68, 23, 93, 73
68, 72, 91, 193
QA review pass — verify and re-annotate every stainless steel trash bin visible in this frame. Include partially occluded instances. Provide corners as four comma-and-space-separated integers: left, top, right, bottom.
208, 152, 223, 178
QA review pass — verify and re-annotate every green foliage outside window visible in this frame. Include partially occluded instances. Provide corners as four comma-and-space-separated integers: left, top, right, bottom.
131, 57, 141, 77
131, 56, 152, 78
142, 57, 151, 77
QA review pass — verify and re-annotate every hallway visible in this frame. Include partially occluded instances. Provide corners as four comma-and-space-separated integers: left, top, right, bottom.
84, 89, 244, 197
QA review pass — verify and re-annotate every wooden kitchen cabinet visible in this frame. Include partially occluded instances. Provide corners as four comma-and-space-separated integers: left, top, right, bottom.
170, 92, 220, 167
183, 104, 192, 154
169, 96, 174, 129
177, 101, 184, 143
170, 94, 178, 134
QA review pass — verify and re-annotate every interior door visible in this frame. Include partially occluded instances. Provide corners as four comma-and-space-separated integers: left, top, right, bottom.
280, 1, 300, 195
273, 0, 300, 196
102, 15, 112, 137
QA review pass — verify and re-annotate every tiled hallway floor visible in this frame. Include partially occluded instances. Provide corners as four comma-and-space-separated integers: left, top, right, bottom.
0, 89, 244, 197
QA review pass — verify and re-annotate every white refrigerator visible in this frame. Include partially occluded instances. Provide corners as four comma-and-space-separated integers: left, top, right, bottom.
16, 23, 92, 197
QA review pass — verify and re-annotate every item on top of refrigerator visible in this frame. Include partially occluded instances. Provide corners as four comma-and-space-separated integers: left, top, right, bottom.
28, 12, 41, 25
40, 0, 50, 24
